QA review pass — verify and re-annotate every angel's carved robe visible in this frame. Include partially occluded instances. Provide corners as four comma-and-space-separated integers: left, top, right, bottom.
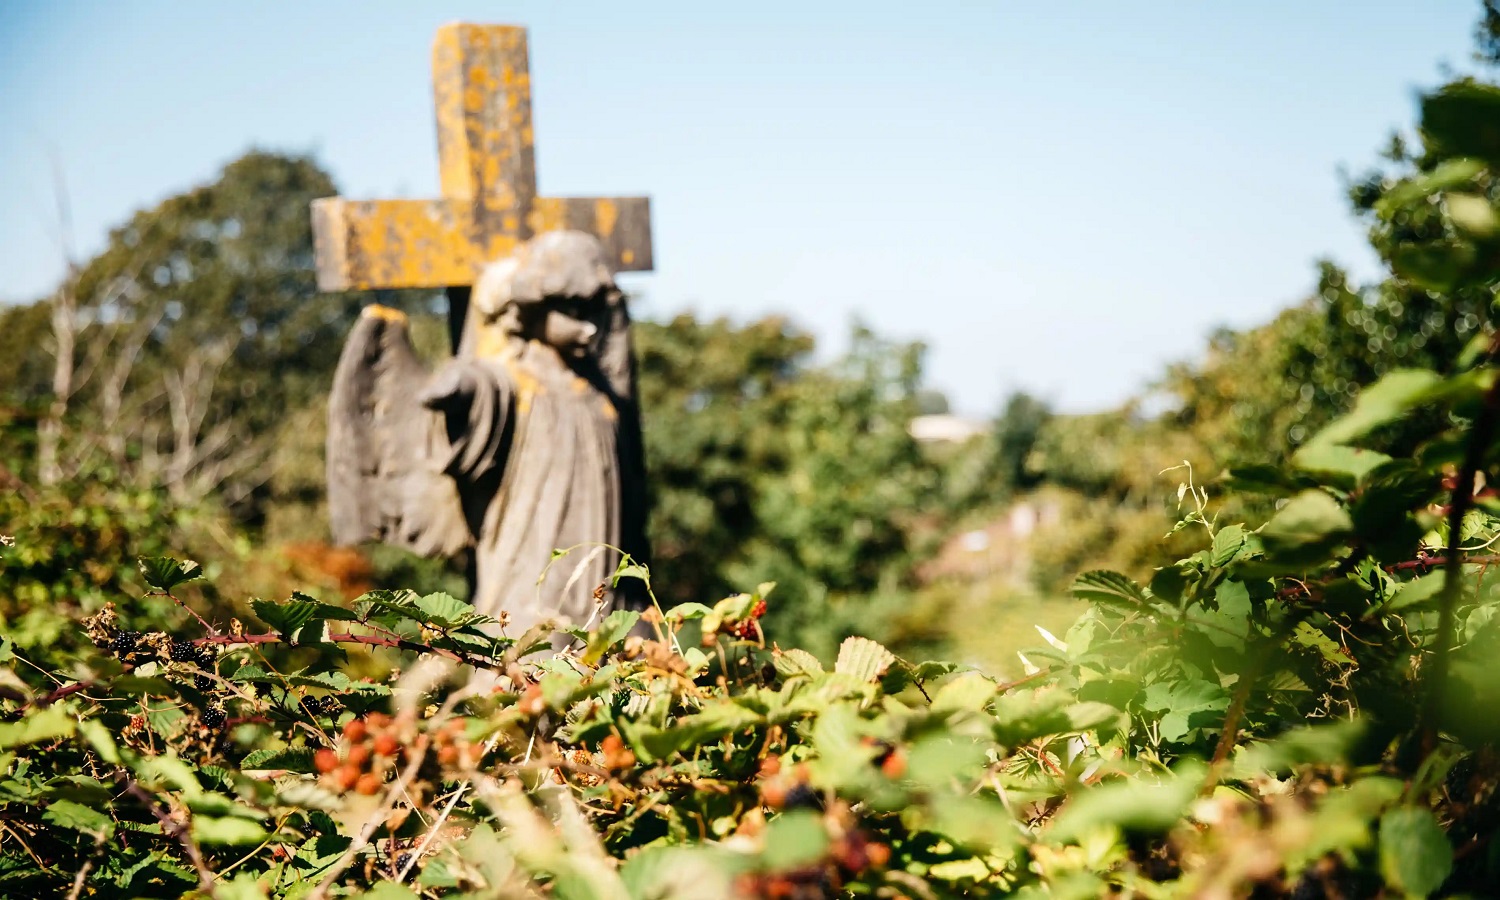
327, 231, 649, 637
430, 348, 623, 629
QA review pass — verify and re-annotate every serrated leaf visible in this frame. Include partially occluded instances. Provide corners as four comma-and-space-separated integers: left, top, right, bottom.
1379, 806, 1452, 897
611, 560, 651, 587
43, 798, 114, 837
1307, 370, 1442, 448
773, 648, 825, 680
1292, 621, 1350, 666
0, 703, 76, 749
251, 596, 321, 638
414, 591, 482, 628
761, 810, 828, 870
242, 747, 315, 772
664, 602, 713, 621
835, 637, 894, 684
931, 672, 996, 714
77, 718, 121, 765
191, 815, 268, 846
1260, 490, 1353, 564
1292, 442, 1393, 488
139, 557, 203, 591
582, 609, 641, 666
1210, 525, 1248, 568
132, 754, 204, 797
1382, 573, 1447, 615
1071, 570, 1151, 609
1048, 764, 1203, 842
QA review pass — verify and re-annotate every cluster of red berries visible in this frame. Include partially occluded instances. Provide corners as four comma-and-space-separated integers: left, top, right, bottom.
598, 733, 637, 771
726, 598, 769, 640
314, 713, 480, 795
315, 715, 400, 795
431, 718, 480, 769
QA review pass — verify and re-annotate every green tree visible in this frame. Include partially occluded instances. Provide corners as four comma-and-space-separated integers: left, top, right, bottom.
637, 316, 942, 656
7, 151, 437, 514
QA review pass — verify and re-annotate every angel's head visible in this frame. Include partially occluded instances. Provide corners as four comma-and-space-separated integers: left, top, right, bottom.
472, 231, 620, 360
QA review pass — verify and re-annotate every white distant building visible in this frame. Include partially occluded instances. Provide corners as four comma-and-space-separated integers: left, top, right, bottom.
908, 413, 987, 444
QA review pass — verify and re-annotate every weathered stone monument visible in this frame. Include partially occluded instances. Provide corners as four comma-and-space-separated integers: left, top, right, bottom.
311, 24, 653, 634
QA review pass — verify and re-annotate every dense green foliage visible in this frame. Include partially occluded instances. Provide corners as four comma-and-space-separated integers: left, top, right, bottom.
6, 339, 1500, 895
8, 8, 1500, 898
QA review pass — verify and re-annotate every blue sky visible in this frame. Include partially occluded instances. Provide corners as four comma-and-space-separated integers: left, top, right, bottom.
0, 2, 1482, 413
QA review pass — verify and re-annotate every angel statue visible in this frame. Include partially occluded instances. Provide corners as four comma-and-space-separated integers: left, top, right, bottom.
326, 230, 650, 637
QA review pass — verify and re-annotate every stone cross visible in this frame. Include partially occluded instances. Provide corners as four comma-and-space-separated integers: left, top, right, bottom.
311, 23, 653, 345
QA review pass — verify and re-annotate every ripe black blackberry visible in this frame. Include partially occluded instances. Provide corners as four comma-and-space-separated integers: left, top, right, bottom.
169, 638, 197, 662
783, 783, 820, 810
109, 631, 141, 657
194, 674, 215, 692
202, 707, 227, 730
196, 647, 218, 668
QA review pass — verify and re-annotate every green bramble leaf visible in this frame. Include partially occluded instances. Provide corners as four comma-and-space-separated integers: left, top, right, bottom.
834, 636, 895, 684
1304, 369, 1442, 449
414, 591, 489, 629
930, 672, 996, 714
1379, 806, 1452, 897
242, 747, 315, 772
1048, 763, 1204, 842
1291, 442, 1393, 488
0, 703, 77, 749
77, 718, 121, 765
191, 815, 269, 846
1259, 490, 1354, 565
1210, 525, 1248, 568
760, 810, 828, 871
1071, 570, 1152, 610
664, 602, 713, 621
611, 555, 651, 587
251, 595, 321, 639
42, 798, 114, 838
1380, 572, 1447, 615
772, 648, 825, 680
139, 556, 203, 591
582, 609, 640, 666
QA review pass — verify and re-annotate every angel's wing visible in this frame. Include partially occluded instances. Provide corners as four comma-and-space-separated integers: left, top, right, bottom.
326, 307, 472, 558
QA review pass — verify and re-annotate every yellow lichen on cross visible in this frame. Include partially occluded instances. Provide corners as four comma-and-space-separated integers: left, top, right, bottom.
311, 23, 652, 292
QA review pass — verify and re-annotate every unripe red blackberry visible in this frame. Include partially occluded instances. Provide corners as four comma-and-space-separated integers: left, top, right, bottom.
314, 748, 339, 773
